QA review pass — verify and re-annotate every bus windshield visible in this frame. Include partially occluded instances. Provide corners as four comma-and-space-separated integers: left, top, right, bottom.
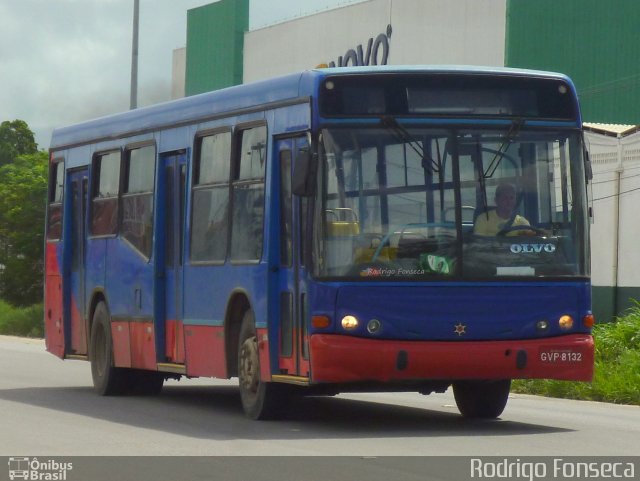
313, 125, 589, 279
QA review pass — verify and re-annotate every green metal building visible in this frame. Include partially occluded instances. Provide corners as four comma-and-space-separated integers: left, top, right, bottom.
185, 0, 249, 96
505, 0, 640, 124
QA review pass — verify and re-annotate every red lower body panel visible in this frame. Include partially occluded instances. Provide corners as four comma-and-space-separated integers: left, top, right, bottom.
184, 326, 226, 378
183, 326, 269, 379
309, 334, 594, 384
112, 321, 132, 368
129, 322, 156, 370
165, 320, 186, 364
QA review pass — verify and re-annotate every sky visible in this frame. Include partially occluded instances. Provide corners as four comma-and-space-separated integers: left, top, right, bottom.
0, 0, 365, 149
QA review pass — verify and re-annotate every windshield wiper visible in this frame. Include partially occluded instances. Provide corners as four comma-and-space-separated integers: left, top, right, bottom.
381, 116, 441, 173
482, 118, 523, 178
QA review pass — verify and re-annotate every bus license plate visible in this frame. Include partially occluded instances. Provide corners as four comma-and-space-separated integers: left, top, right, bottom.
539, 349, 583, 363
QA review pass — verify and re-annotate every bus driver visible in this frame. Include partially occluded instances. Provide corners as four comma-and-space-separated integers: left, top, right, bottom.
474, 182, 531, 236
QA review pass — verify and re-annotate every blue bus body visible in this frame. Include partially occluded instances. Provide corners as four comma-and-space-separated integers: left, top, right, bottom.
45, 66, 594, 419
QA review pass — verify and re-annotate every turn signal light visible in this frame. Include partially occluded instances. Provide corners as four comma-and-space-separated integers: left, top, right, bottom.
558, 315, 574, 330
312, 315, 331, 329
583, 313, 595, 329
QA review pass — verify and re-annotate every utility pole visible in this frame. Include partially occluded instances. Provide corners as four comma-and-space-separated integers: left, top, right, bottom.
130, 0, 139, 109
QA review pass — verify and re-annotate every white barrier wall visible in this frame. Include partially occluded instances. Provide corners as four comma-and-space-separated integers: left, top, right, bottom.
585, 124, 640, 320
243, 0, 506, 82
617, 134, 640, 288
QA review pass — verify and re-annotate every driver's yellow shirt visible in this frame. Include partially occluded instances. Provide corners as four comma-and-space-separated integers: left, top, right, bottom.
473, 210, 530, 236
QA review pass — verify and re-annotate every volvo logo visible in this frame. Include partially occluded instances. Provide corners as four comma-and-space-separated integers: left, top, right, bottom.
326, 25, 392, 68
510, 243, 556, 254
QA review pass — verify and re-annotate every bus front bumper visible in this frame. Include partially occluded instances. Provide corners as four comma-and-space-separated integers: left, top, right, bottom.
309, 334, 594, 384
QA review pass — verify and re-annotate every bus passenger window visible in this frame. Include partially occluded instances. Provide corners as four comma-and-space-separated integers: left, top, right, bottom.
280, 150, 292, 267
231, 125, 267, 262
122, 145, 155, 258
91, 151, 120, 236
190, 131, 231, 263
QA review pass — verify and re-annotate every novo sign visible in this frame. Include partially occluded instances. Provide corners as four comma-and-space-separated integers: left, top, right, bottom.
325, 25, 392, 68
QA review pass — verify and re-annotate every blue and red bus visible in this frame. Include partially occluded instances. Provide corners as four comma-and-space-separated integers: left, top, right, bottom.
45, 66, 594, 419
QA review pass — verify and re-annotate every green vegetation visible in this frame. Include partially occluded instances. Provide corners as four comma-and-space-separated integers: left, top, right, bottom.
0, 119, 47, 338
0, 300, 44, 338
0, 120, 38, 168
0, 119, 48, 307
513, 305, 640, 406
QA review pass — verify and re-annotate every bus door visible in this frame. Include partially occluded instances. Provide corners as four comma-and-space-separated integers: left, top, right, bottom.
157, 150, 187, 364
67, 168, 89, 355
276, 137, 310, 379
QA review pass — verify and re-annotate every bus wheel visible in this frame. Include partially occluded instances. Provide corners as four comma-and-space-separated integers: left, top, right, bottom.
238, 310, 284, 420
90, 301, 129, 395
452, 379, 511, 419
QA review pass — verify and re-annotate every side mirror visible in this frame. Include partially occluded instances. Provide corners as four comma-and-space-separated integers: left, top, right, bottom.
292, 150, 316, 197
584, 149, 593, 181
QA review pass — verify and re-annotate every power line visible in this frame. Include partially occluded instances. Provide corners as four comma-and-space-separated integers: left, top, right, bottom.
593, 186, 640, 202
590, 171, 640, 186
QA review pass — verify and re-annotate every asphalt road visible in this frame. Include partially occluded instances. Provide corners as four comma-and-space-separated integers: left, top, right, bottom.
0, 334, 638, 479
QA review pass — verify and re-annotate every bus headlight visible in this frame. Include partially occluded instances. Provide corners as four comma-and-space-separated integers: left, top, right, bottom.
341, 315, 359, 330
536, 320, 549, 332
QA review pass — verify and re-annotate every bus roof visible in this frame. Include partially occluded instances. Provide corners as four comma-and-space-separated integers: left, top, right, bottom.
49, 65, 574, 151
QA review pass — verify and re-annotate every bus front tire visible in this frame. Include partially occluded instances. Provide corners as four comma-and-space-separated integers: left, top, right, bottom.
90, 301, 129, 396
453, 379, 511, 419
238, 310, 285, 420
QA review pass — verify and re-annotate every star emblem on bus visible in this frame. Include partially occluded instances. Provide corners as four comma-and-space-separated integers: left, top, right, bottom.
454, 323, 466, 336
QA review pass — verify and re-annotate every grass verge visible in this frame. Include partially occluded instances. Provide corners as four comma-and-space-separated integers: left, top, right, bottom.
0, 300, 44, 338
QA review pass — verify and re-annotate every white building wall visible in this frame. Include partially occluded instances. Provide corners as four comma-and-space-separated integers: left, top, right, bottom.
388, 0, 506, 66
617, 134, 640, 288
172, 48, 186, 100
243, 0, 506, 83
585, 128, 640, 290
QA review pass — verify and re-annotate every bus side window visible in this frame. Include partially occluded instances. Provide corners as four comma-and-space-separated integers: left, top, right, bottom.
190, 130, 231, 263
47, 159, 64, 240
122, 145, 155, 258
280, 149, 292, 267
91, 151, 121, 236
230, 125, 267, 262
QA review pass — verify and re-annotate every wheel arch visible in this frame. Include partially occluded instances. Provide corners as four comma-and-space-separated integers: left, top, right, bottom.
224, 289, 253, 378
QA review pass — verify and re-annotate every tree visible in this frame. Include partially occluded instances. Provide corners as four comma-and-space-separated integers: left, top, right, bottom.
0, 151, 48, 306
0, 120, 38, 167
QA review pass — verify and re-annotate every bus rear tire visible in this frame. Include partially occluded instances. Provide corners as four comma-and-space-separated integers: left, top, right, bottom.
238, 310, 285, 420
90, 301, 130, 396
453, 379, 511, 419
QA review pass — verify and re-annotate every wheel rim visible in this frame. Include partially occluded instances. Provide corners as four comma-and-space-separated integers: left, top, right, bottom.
239, 334, 260, 401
